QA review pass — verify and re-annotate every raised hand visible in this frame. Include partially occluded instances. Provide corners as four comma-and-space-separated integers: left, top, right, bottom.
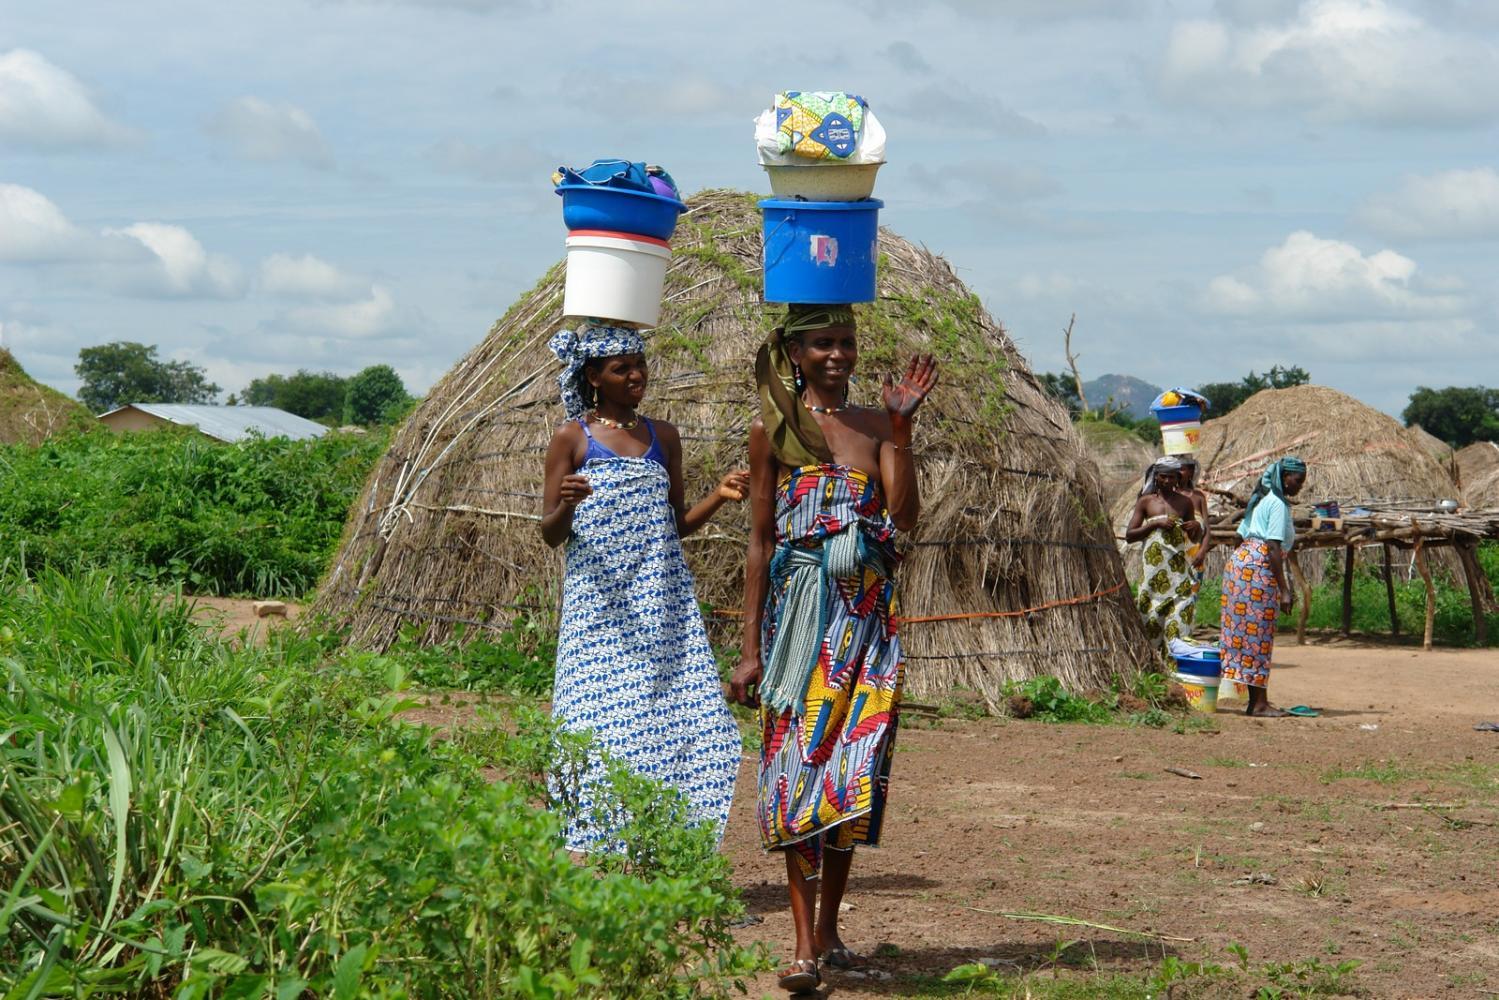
882, 353, 939, 420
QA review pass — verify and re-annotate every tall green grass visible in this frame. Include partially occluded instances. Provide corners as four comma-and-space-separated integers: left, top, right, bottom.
1, 568, 758, 998
0, 428, 383, 598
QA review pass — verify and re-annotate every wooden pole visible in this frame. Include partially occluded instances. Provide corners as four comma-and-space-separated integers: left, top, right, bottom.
1412, 537, 1435, 652
1457, 543, 1489, 646
1288, 551, 1311, 645
1382, 543, 1399, 637
1341, 545, 1355, 637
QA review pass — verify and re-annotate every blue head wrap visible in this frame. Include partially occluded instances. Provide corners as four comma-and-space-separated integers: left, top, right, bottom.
547, 323, 646, 419
1243, 456, 1307, 523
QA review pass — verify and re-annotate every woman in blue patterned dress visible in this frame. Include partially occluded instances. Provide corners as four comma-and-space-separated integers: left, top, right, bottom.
539, 323, 749, 854
1220, 456, 1307, 718
730, 305, 937, 993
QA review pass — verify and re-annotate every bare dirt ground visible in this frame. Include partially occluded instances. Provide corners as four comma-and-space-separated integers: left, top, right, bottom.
188, 601, 1499, 996
182, 594, 302, 642
729, 640, 1499, 998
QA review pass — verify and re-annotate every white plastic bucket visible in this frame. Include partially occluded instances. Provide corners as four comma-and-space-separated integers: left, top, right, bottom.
563, 230, 671, 328
1160, 420, 1202, 455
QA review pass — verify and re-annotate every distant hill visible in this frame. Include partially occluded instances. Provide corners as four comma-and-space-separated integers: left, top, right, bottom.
0, 350, 95, 444
1083, 374, 1161, 420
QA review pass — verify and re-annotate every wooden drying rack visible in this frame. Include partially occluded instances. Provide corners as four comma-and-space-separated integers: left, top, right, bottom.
1201, 497, 1499, 649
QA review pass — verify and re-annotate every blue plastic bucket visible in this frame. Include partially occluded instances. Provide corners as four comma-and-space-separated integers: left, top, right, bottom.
1151, 403, 1203, 425
556, 185, 686, 242
1172, 652, 1222, 680
760, 198, 882, 304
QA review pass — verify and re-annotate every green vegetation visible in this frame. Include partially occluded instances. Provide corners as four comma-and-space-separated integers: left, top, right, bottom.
241, 369, 350, 423
1193, 542, 1499, 647
1, 567, 760, 998
1402, 384, 1499, 446
0, 428, 383, 597
75, 341, 221, 414
342, 364, 412, 426
892, 943, 1362, 997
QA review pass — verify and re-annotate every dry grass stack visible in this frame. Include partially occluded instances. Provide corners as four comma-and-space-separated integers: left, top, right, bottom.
0, 350, 94, 444
312, 190, 1151, 701
1194, 385, 1459, 504
1458, 443, 1499, 509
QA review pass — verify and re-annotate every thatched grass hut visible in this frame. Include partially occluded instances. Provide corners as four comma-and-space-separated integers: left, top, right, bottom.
312, 190, 1151, 701
1458, 442, 1499, 508
0, 350, 94, 444
1111, 385, 1466, 586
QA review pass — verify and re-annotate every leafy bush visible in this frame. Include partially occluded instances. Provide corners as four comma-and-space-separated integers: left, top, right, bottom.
1, 568, 759, 998
0, 428, 382, 597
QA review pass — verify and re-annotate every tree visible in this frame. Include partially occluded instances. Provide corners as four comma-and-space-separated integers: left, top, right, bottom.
343, 364, 409, 425
1037, 372, 1082, 416
1197, 365, 1310, 418
75, 341, 220, 414
243, 370, 349, 422
1402, 386, 1499, 447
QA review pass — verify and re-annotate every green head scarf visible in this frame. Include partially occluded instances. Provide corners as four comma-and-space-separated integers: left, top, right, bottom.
753, 305, 855, 468
1243, 455, 1307, 523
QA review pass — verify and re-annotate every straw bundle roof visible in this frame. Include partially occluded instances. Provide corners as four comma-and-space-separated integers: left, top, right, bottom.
0, 350, 94, 445
1193, 385, 1459, 504
1458, 442, 1499, 508
312, 190, 1151, 701
1109, 385, 1464, 583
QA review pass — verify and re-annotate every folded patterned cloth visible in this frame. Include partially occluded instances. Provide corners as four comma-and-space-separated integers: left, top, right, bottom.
754, 92, 887, 166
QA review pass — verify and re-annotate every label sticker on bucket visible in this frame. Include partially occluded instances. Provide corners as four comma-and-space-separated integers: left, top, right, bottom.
810, 235, 839, 267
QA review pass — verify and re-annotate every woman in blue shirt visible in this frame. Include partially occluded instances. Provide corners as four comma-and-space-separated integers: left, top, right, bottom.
1220, 456, 1307, 717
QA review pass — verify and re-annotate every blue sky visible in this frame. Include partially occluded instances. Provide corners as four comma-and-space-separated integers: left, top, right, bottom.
2, 0, 1496, 415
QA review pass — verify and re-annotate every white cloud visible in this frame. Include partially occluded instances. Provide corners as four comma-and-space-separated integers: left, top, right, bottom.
1355, 167, 1499, 240
283, 285, 409, 339
0, 183, 87, 261
1160, 0, 1499, 127
206, 97, 333, 170
1202, 230, 1467, 319
259, 253, 363, 299
102, 223, 245, 299
0, 49, 137, 150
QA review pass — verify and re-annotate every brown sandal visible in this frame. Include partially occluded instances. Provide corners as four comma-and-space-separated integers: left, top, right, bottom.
777, 958, 820, 993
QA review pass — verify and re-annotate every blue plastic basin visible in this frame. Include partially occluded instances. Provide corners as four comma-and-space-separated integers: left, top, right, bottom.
1151, 403, 1203, 424
556, 185, 686, 241
761, 198, 882, 304
1172, 652, 1222, 679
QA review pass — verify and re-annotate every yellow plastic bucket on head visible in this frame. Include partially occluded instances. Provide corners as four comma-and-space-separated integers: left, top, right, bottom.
1173, 672, 1219, 713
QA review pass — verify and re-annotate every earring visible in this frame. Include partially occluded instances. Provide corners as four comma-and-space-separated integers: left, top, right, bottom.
792, 362, 805, 392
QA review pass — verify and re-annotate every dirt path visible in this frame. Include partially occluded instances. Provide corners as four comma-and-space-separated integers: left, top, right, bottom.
186, 601, 1497, 995
729, 640, 1499, 997
181, 594, 302, 642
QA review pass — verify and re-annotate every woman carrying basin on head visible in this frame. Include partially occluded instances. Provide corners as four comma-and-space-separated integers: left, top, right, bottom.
539, 322, 749, 854
1220, 456, 1308, 718
731, 304, 937, 994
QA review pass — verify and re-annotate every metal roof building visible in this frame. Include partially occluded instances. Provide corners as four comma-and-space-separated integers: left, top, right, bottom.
97, 404, 329, 443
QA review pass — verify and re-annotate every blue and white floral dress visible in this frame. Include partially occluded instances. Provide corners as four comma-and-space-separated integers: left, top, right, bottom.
551, 418, 740, 853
